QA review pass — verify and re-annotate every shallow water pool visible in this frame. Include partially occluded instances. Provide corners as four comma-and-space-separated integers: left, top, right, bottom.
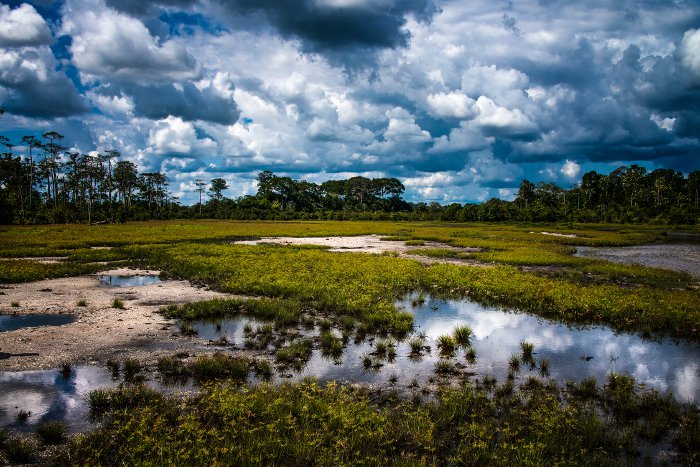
194, 295, 700, 403
0, 314, 76, 332
99, 275, 162, 287
575, 243, 700, 278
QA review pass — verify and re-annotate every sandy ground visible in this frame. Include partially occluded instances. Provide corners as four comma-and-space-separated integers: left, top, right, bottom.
0, 268, 232, 371
234, 234, 483, 267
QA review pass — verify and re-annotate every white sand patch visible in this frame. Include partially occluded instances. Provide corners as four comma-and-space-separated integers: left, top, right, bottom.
0, 268, 243, 371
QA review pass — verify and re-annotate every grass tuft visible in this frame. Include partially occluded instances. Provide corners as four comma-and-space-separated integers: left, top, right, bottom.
453, 325, 473, 347
36, 421, 67, 445
436, 335, 456, 356
3, 436, 35, 464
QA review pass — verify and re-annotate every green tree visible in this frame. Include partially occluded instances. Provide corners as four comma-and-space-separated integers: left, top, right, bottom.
209, 178, 229, 201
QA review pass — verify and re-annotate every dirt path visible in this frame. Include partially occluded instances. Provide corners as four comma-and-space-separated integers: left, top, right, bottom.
0, 268, 231, 371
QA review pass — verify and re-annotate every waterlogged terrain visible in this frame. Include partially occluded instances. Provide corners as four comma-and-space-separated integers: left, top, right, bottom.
192, 294, 700, 403
0, 366, 118, 433
576, 243, 700, 278
0, 221, 698, 464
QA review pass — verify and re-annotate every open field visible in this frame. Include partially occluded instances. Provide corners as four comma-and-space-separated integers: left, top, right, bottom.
0, 220, 698, 464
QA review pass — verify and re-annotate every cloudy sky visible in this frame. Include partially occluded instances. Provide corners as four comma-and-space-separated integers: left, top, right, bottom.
1, 0, 699, 204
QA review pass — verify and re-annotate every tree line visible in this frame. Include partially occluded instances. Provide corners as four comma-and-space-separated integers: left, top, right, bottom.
0, 127, 698, 224
0, 131, 181, 224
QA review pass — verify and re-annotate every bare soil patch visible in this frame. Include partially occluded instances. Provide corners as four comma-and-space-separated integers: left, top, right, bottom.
0, 268, 235, 371
234, 234, 483, 266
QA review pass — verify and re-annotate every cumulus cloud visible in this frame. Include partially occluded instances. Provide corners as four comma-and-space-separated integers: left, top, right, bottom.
2, 0, 700, 204
560, 160, 580, 179
473, 96, 537, 138
0, 3, 53, 47
0, 47, 87, 117
676, 28, 700, 83
62, 0, 201, 83
426, 92, 476, 119
383, 107, 431, 143
147, 116, 217, 157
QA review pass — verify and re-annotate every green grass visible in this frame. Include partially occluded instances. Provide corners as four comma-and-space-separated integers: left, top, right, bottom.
54, 377, 700, 466
404, 239, 425, 246
320, 331, 343, 358
520, 341, 535, 362
2, 436, 35, 464
188, 354, 250, 381
87, 384, 163, 419
453, 325, 473, 347
436, 335, 457, 355
0, 220, 697, 340
275, 339, 313, 369
36, 421, 67, 445
111, 298, 125, 309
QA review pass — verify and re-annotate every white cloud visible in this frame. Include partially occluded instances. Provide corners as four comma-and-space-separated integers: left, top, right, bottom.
677, 28, 700, 83
88, 91, 133, 117
473, 96, 536, 133
426, 92, 476, 119
61, 0, 201, 83
147, 116, 216, 157
0, 3, 52, 48
430, 121, 491, 153
461, 64, 529, 101
383, 107, 431, 143
560, 160, 580, 179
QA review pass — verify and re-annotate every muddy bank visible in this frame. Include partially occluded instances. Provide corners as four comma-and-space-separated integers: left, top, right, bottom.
0, 268, 234, 371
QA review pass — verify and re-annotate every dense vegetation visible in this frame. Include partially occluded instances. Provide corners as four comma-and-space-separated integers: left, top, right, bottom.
1, 130, 699, 224
49, 376, 696, 466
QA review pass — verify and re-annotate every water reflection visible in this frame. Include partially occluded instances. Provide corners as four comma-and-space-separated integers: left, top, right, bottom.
99, 275, 162, 287
192, 316, 258, 342
0, 366, 118, 432
575, 243, 700, 278
0, 314, 76, 332
192, 295, 699, 403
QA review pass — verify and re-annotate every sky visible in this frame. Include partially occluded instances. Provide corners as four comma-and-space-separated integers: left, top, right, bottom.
0, 0, 699, 205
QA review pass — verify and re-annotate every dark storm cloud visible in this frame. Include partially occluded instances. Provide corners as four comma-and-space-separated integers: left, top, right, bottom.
214, 0, 437, 67
0, 49, 87, 118
104, 0, 199, 16
117, 82, 240, 125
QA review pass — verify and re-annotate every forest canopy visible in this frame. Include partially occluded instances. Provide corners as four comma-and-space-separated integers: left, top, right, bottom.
0, 130, 698, 224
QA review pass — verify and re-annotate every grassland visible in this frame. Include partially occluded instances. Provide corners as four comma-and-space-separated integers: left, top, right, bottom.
1, 220, 698, 339
1, 220, 698, 464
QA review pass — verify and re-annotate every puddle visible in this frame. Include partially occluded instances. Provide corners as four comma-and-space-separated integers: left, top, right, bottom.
99, 275, 162, 287
193, 295, 699, 402
575, 243, 700, 278
192, 316, 259, 342
0, 366, 194, 433
0, 314, 76, 332
0, 366, 118, 432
